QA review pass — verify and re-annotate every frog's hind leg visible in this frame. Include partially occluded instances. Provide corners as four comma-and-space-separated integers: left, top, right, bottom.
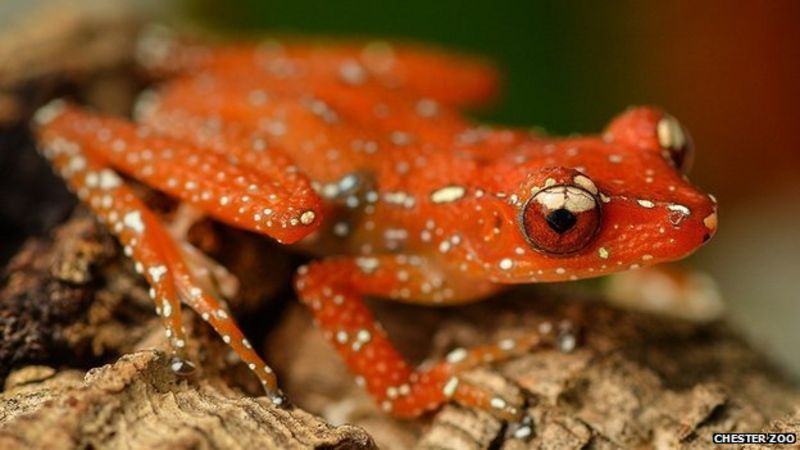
136, 29, 499, 109
34, 101, 284, 403
295, 255, 560, 419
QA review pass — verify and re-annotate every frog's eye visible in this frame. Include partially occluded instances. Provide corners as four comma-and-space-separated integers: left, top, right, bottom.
657, 114, 694, 173
520, 184, 601, 255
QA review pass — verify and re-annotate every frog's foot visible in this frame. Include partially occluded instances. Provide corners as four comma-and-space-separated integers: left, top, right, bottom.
34, 101, 283, 397
166, 203, 240, 300
178, 241, 240, 300
169, 354, 197, 377
295, 256, 560, 419
167, 202, 207, 239
604, 264, 724, 321
505, 413, 536, 441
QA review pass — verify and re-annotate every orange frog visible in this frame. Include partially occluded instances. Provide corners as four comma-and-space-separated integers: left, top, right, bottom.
32, 34, 717, 419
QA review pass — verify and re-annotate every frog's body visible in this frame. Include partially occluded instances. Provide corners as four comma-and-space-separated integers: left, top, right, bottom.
32, 35, 717, 418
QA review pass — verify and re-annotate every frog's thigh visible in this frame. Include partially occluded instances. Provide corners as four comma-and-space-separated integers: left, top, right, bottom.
295, 255, 553, 418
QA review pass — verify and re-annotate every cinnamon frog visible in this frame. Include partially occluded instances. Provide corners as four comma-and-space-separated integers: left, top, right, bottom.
31, 34, 717, 419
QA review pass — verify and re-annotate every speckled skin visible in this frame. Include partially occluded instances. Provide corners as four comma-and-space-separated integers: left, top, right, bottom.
32, 37, 717, 419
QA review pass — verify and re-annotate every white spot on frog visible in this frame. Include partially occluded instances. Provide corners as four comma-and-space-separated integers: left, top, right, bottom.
430, 185, 467, 204
148, 265, 167, 283
123, 211, 145, 233
355, 257, 380, 274
98, 169, 121, 190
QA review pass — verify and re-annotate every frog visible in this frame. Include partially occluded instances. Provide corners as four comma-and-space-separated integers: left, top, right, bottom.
31, 34, 717, 419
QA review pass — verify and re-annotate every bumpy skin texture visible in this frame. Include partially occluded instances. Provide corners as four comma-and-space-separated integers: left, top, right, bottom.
32, 36, 717, 418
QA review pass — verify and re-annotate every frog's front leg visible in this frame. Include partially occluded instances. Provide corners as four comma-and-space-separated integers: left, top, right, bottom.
34, 101, 285, 403
38, 101, 322, 245
295, 255, 559, 419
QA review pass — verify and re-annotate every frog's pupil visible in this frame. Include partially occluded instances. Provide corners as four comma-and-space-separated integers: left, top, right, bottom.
546, 208, 577, 234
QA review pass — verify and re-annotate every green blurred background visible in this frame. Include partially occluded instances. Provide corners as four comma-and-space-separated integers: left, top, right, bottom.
180, 0, 800, 375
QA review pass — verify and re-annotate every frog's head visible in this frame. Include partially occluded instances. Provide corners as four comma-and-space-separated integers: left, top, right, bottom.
464, 107, 717, 283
